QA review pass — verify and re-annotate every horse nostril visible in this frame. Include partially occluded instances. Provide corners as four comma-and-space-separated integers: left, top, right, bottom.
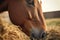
30, 28, 47, 39
30, 31, 47, 40
41, 32, 47, 38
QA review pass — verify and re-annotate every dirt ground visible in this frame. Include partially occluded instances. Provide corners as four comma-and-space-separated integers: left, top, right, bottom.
0, 11, 60, 40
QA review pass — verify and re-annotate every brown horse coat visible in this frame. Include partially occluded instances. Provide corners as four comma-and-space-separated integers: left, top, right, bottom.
0, 0, 47, 39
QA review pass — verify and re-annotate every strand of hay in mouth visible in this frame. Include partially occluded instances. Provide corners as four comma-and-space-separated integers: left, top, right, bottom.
0, 12, 30, 40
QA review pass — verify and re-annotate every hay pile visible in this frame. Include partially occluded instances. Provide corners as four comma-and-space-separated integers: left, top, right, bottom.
0, 11, 30, 40
46, 19, 60, 40
47, 29, 60, 40
0, 11, 60, 40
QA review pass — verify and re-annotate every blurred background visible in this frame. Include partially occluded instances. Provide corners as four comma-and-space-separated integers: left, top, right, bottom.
39, 0, 60, 31
41, 0, 60, 18
41, 0, 60, 39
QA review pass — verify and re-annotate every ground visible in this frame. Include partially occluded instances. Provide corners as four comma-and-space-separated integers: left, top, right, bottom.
0, 11, 60, 40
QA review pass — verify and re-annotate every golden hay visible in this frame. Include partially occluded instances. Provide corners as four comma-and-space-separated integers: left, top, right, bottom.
0, 11, 30, 40
0, 11, 60, 40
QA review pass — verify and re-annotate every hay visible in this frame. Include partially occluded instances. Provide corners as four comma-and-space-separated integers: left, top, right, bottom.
0, 11, 30, 40
0, 11, 60, 40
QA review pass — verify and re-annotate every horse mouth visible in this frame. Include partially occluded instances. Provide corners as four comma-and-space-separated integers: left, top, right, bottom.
30, 28, 48, 40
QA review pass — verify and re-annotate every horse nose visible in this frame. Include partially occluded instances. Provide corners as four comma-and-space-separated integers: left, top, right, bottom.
41, 31, 47, 38
30, 29, 47, 40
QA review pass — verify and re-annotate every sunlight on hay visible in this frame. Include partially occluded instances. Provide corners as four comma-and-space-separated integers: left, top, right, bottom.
46, 19, 60, 40
0, 11, 30, 40
0, 11, 60, 40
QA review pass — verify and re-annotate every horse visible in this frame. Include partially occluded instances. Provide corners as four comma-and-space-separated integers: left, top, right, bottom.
0, 0, 47, 40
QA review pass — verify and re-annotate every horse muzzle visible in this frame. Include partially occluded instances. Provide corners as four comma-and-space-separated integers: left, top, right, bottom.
30, 28, 47, 40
